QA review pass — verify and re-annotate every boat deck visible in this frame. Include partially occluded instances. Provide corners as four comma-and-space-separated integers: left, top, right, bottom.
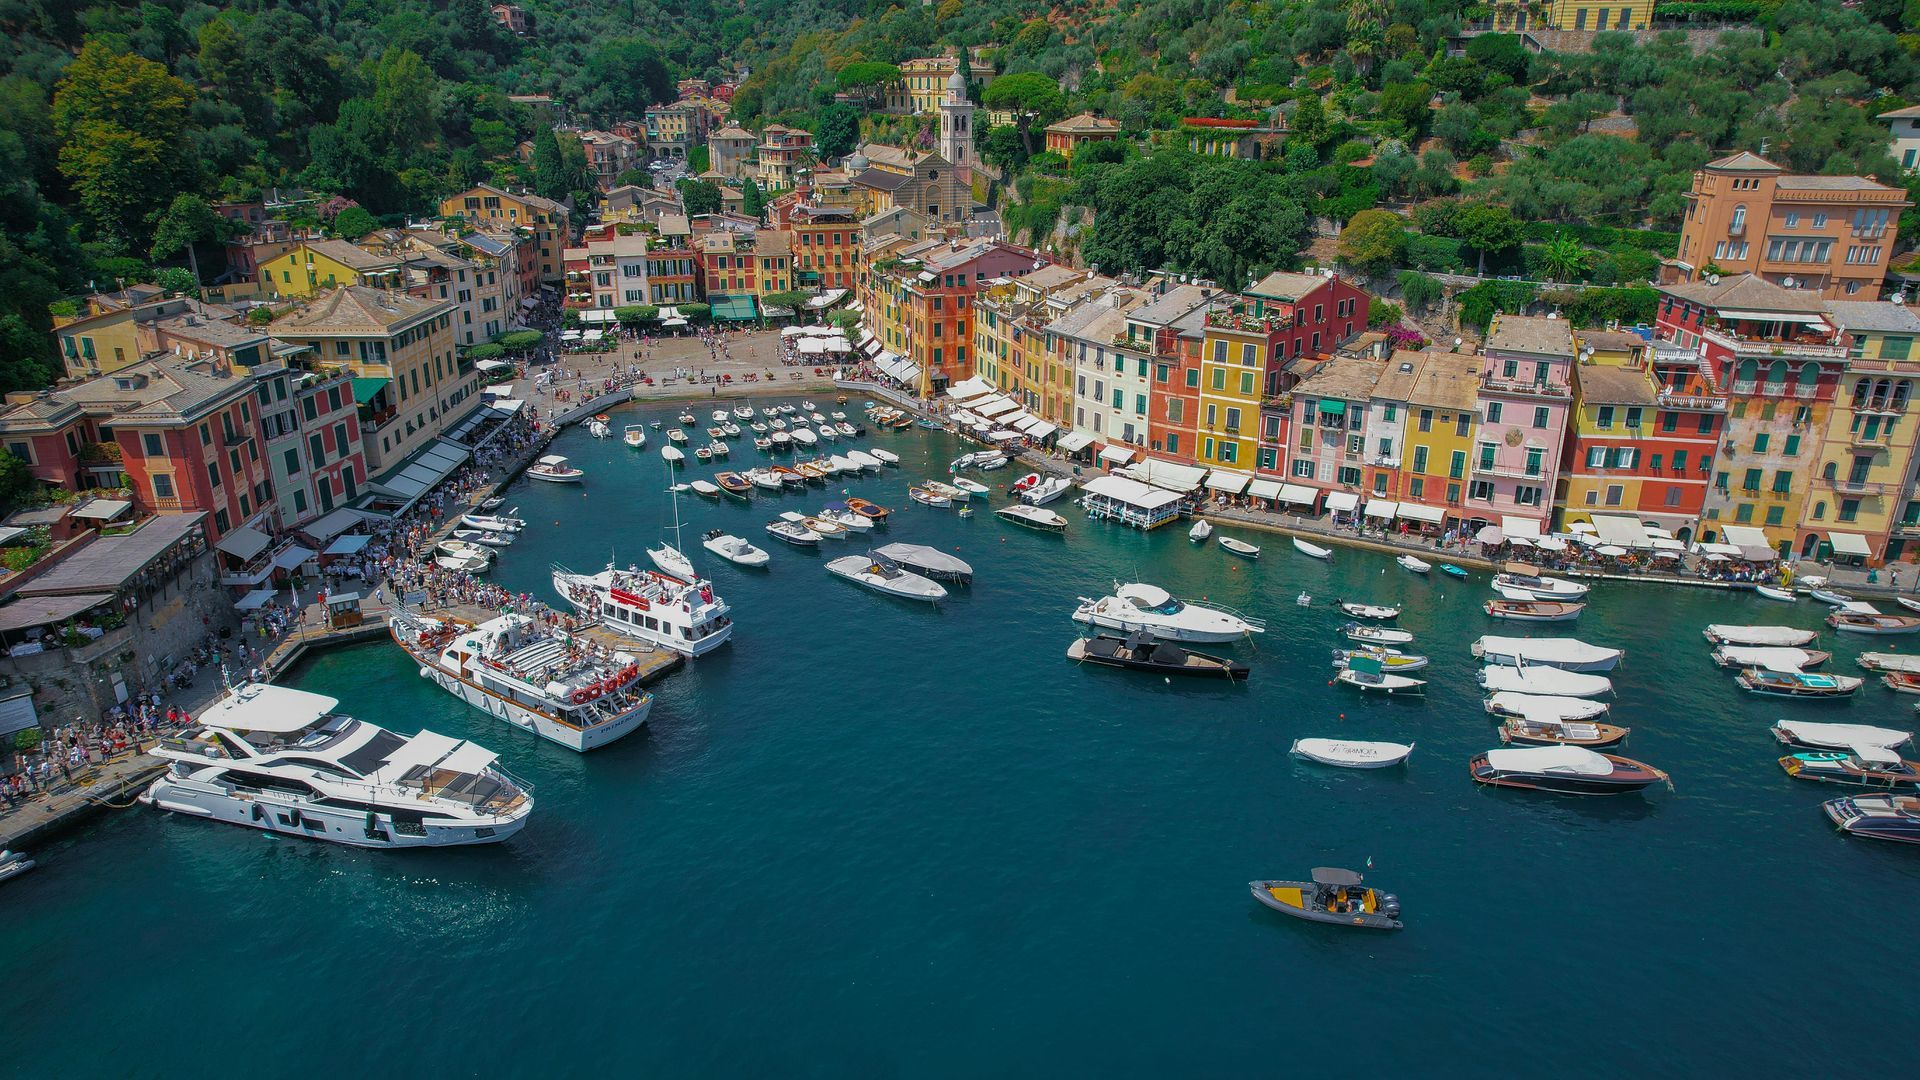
433, 602, 685, 686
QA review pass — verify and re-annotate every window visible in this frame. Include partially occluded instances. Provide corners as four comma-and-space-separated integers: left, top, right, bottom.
1840, 498, 1861, 522
1734, 503, 1754, 523
283, 449, 300, 475
1185, 368, 1199, 388
1783, 434, 1801, 456
1449, 451, 1466, 479
1662, 412, 1678, 433
1418, 409, 1432, 433
1698, 414, 1714, 434
1673, 450, 1687, 473
206, 461, 220, 490
1293, 459, 1315, 478
1765, 505, 1784, 526
1486, 402, 1503, 424
1468, 479, 1494, 501
142, 433, 163, 457
1533, 407, 1550, 429
153, 474, 173, 498
1605, 485, 1623, 506
1742, 467, 1762, 491
1597, 406, 1614, 429
1524, 447, 1543, 477
1412, 446, 1428, 473
1754, 433, 1769, 453
1383, 405, 1397, 422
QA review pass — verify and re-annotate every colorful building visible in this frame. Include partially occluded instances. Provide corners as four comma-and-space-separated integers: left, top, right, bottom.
1043, 113, 1121, 162
861, 238, 1039, 396
439, 185, 571, 284
1470, 315, 1577, 536
1390, 350, 1484, 529
1280, 354, 1389, 513
1810, 301, 1920, 561
1132, 285, 1213, 463
788, 203, 861, 292
1478, 0, 1654, 32
893, 55, 994, 114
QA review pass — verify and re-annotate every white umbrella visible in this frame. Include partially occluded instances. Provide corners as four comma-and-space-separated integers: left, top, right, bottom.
1572, 533, 1601, 547
1535, 536, 1568, 552
1568, 522, 1597, 534
1596, 545, 1628, 556
1650, 549, 1681, 560
1704, 553, 1731, 562
1508, 535, 1534, 548
1644, 526, 1675, 539
1476, 525, 1505, 544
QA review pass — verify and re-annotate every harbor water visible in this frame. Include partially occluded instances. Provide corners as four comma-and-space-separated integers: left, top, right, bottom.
6, 398, 1919, 1076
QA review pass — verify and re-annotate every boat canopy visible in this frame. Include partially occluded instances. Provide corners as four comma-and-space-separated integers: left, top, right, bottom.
1777, 721, 1912, 748
1485, 745, 1614, 775
1488, 692, 1608, 721
537, 455, 569, 466
1311, 867, 1364, 886
1852, 743, 1903, 767
1706, 624, 1819, 646
1474, 636, 1621, 667
1117, 583, 1173, 608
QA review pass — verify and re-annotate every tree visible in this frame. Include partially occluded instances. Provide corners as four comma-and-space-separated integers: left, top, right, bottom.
678, 179, 722, 216
332, 206, 378, 240
1465, 34, 1531, 84
761, 290, 809, 313
741, 179, 766, 220
1398, 270, 1444, 313
1539, 233, 1590, 282
836, 62, 901, 106
1454, 204, 1523, 274
1376, 82, 1433, 136
614, 305, 656, 326
51, 42, 196, 252
815, 103, 860, 160
149, 194, 230, 286
532, 129, 567, 202
614, 168, 651, 189
1337, 209, 1407, 276
981, 73, 1064, 153
0, 451, 34, 513
585, 40, 673, 120
153, 266, 196, 294
498, 329, 544, 351
679, 302, 711, 322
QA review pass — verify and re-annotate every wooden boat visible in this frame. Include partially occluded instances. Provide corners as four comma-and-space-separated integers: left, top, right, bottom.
1219, 537, 1261, 560
1754, 584, 1796, 602
908, 485, 951, 508
1472, 636, 1621, 672
1499, 715, 1631, 749
1470, 746, 1669, 795
1249, 868, 1403, 930
668, 428, 688, 444
1342, 623, 1412, 646
1736, 667, 1862, 698
1770, 721, 1913, 751
1781, 748, 1920, 791
1898, 597, 1920, 615
845, 498, 891, 523
769, 465, 808, 490
1289, 739, 1413, 769
951, 476, 990, 498
1439, 564, 1469, 579
1335, 656, 1425, 694
707, 426, 727, 439
694, 446, 712, 462
1396, 555, 1430, 574
1828, 611, 1920, 635
1338, 601, 1400, 621
793, 460, 830, 482
922, 480, 968, 502
715, 472, 752, 499
996, 504, 1067, 533
1484, 599, 1585, 622
1292, 537, 1332, 560
1809, 587, 1854, 606
1823, 795, 1920, 844
796, 513, 848, 540
1483, 692, 1610, 722
1859, 652, 1920, 673
1332, 647, 1429, 673
1067, 633, 1249, 680
1884, 672, 1920, 694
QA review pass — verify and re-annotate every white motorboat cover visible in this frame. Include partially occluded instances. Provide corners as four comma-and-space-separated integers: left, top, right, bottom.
1479, 665, 1612, 698
1291, 739, 1414, 767
1472, 636, 1622, 670
1485, 692, 1609, 721
1484, 745, 1615, 776
1774, 721, 1912, 750
1860, 652, 1920, 674
1704, 624, 1820, 646
1715, 646, 1818, 672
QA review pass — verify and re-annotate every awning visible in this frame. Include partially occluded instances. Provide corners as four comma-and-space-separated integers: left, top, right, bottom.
1278, 483, 1317, 506
474, 359, 512, 373
1080, 474, 1183, 511
215, 526, 272, 561
1399, 503, 1446, 524
577, 308, 619, 324
0, 592, 113, 634
234, 588, 278, 612
1057, 431, 1094, 453
1589, 513, 1650, 549
324, 534, 372, 556
351, 377, 391, 405
70, 499, 131, 521
1127, 459, 1209, 491
1248, 478, 1284, 500
300, 508, 365, 544
1829, 531, 1874, 557
489, 398, 526, 418
1316, 399, 1347, 416
1718, 310, 1828, 327
1021, 419, 1058, 440
1326, 491, 1360, 512
947, 376, 995, 400
272, 544, 316, 570
1500, 515, 1543, 540
368, 437, 472, 514
1364, 498, 1399, 520
1206, 469, 1253, 494
520, 298, 538, 309
805, 288, 848, 309
975, 397, 1020, 418
1099, 445, 1136, 465
710, 295, 758, 321
437, 740, 499, 777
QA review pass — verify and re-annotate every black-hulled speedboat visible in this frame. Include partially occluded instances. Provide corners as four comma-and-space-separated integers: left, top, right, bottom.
1469, 745, 1668, 795
1824, 795, 1920, 844
1066, 633, 1249, 681
1249, 868, 1402, 930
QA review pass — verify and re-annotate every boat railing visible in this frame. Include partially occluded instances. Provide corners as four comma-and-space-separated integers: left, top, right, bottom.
1181, 597, 1268, 632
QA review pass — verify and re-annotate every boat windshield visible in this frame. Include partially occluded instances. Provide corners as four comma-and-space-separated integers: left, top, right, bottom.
1134, 596, 1183, 615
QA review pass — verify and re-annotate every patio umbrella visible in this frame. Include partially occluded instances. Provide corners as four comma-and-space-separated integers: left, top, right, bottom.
1508, 535, 1535, 548
1476, 525, 1505, 544
1596, 545, 1628, 556
1567, 522, 1597, 534
1650, 549, 1682, 560
1572, 533, 1601, 547
1535, 536, 1568, 552
1704, 553, 1731, 562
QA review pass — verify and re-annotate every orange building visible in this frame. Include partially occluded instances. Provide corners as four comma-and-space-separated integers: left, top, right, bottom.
1042, 113, 1121, 162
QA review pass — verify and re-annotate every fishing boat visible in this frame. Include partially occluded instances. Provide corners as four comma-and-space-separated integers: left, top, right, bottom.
1471, 637, 1621, 672
1478, 665, 1612, 698
1073, 583, 1265, 642
765, 519, 821, 546
1189, 519, 1213, 543
1492, 564, 1589, 599
1823, 795, 1920, 844
1859, 652, 1920, 673
694, 447, 712, 462
1219, 537, 1261, 560
1755, 584, 1796, 601
1337, 601, 1400, 621
872, 543, 972, 583
451, 528, 514, 548
1341, 623, 1413, 646
1710, 646, 1830, 671
1483, 692, 1610, 722
701, 530, 770, 568
661, 445, 685, 465
1828, 611, 1920, 635
434, 539, 493, 572
1335, 655, 1425, 694
1293, 537, 1332, 560
1781, 748, 1920, 791
997, 504, 1068, 533
908, 485, 952, 508
462, 512, 524, 533
715, 472, 752, 498
142, 682, 533, 846
1331, 646, 1429, 673
1735, 668, 1862, 698
1067, 633, 1250, 681
527, 454, 585, 483
0, 849, 33, 885
391, 610, 653, 751
922, 480, 969, 503
553, 563, 733, 657
1249, 869, 1403, 930
623, 424, 647, 449
1396, 555, 1431, 574
1470, 746, 1669, 795
678, 411, 697, 426
669, 428, 689, 444
1290, 739, 1413, 769
1020, 476, 1073, 505
770, 465, 808, 490
1484, 599, 1585, 622
1439, 564, 1468, 579
951, 476, 990, 498
826, 553, 948, 602
1770, 721, 1913, 752
1702, 624, 1821, 647
870, 448, 900, 466
846, 498, 892, 523
1499, 714, 1631, 749
836, 422, 857, 437
688, 479, 721, 499
817, 504, 872, 532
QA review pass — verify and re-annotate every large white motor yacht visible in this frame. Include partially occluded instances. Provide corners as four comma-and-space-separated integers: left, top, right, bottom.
141, 683, 532, 848
1072, 583, 1266, 643
390, 611, 653, 751
553, 563, 734, 656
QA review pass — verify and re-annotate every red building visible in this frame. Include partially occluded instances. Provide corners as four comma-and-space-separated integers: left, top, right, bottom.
1130, 284, 1214, 463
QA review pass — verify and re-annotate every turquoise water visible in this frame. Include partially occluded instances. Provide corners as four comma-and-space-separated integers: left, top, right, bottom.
6, 399, 1920, 1077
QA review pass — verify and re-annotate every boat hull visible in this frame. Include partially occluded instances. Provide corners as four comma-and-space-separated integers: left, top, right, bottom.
143, 775, 526, 847
1248, 881, 1402, 930
1468, 753, 1662, 795
418, 661, 650, 751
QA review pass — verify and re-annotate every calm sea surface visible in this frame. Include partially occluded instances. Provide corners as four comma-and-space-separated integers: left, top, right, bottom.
6, 398, 1918, 1077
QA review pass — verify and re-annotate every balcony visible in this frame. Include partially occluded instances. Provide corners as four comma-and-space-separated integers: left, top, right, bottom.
1472, 460, 1548, 481
1893, 521, 1920, 538
1823, 476, 1891, 495
1479, 373, 1570, 398
1701, 327, 1849, 361
1849, 435, 1892, 453
1205, 308, 1296, 334
1655, 388, 1729, 411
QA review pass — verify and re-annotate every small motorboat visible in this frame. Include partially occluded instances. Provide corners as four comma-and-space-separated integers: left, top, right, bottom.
735, 404, 755, 420
828, 454, 859, 475
769, 417, 789, 431
711, 410, 730, 423
1770, 721, 1913, 752
793, 460, 829, 482
1898, 597, 1920, 614
623, 425, 647, 449
750, 421, 769, 434
797, 513, 849, 540
923, 480, 969, 503
587, 420, 609, 439
836, 422, 857, 437
1493, 566, 1588, 599
770, 431, 791, 447
765, 519, 821, 546
846, 498, 891, 523
708, 441, 731, 459
1755, 584, 1796, 602
662, 445, 686, 466
818, 424, 839, 442
1470, 746, 1669, 795
1483, 693, 1610, 722
451, 528, 514, 548
527, 455, 585, 483
1439, 564, 1468, 579
873, 543, 972, 584
1396, 555, 1431, 574
975, 453, 1008, 471
1020, 476, 1073, 506
1012, 472, 1041, 493
778, 404, 796, 415
1809, 587, 1854, 606
870, 448, 900, 466
846, 450, 883, 471
478, 496, 505, 511
694, 446, 712, 462
1189, 519, 1213, 543
689, 479, 721, 498
1702, 625, 1821, 647
1484, 599, 1586, 622
1249, 868, 1402, 930
908, 485, 951, 508
746, 467, 784, 492
800, 400, 817, 412
825, 553, 948, 602
1781, 748, 1920, 791
1331, 646, 1429, 673
1067, 633, 1249, 680
754, 437, 774, 451
1293, 537, 1332, 560
1823, 794, 1920, 844
1335, 656, 1426, 694
701, 529, 770, 568
1479, 665, 1612, 698
433, 539, 493, 573
707, 426, 727, 440
1828, 612, 1920, 635
817, 504, 872, 532
1219, 537, 1261, 560
722, 421, 741, 437
951, 476, 990, 498
831, 410, 847, 420
1298, 591, 1311, 606
1499, 715, 1631, 749
1337, 601, 1400, 621
770, 465, 808, 490
1342, 623, 1412, 646
1289, 739, 1414, 769
1709, 646, 1831, 671
669, 428, 689, 445
996, 504, 1067, 533
462, 512, 524, 532
1885, 672, 1920, 694
791, 427, 819, 447
678, 411, 697, 426
1736, 668, 1862, 698
0, 848, 35, 885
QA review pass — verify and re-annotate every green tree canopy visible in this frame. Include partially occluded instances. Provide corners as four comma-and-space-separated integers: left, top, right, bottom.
1337, 209, 1408, 277
51, 41, 195, 252
679, 178, 722, 216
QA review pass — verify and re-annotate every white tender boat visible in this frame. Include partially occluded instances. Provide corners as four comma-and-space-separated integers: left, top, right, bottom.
765, 519, 821, 546
1073, 583, 1265, 642
1492, 570, 1588, 599
1859, 652, 1920, 674
1219, 537, 1260, 559
770, 431, 791, 447
1293, 537, 1332, 559
748, 467, 784, 491
997, 504, 1067, 533
1021, 476, 1073, 505
661, 445, 685, 464
1702, 624, 1820, 647
647, 543, 697, 580
1755, 584, 1796, 601
1396, 555, 1431, 574
1479, 665, 1613, 698
462, 512, 524, 533
847, 450, 884, 471
871, 448, 900, 465
836, 422, 857, 437
1190, 519, 1213, 543
829, 454, 859, 474
826, 553, 948, 602
1471, 636, 1622, 672
143, 683, 532, 845
791, 427, 819, 447
1771, 720, 1914, 751
785, 510, 848, 540
1338, 601, 1400, 621
873, 543, 973, 583
587, 420, 609, 439
689, 479, 722, 498
735, 404, 755, 420
1810, 587, 1853, 606
1483, 692, 1611, 722
434, 538, 493, 572
1290, 738, 1415, 769
527, 454, 585, 483
451, 528, 514, 548
701, 530, 770, 567
1335, 664, 1426, 694
1710, 645, 1828, 672
623, 425, 647, 449
817, 505, 872, 532
950, 476, 990, 498
554, 563, 733, 656
1342, 623, 1412, 645
391, 611, 652, 751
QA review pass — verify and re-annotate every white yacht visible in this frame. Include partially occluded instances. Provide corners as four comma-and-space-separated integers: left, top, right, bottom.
1072, 583, 1266, 642
553, 563, 734, 656
142, 683, 532, 847
391, 610, 653, 751
1491, 570, 1589, 600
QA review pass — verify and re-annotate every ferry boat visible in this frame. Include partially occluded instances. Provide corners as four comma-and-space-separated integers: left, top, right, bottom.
142, 682, 532, 847
552, 563, 734, 657
390, 610, 653, 751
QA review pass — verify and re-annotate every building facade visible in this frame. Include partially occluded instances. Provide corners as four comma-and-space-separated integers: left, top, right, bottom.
440, 185, 571, 284
1470, 315, 1576, 534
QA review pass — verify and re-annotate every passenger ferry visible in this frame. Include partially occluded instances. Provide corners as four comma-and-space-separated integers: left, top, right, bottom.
390, 610, 653, 752
552, 562, 734, 657
141, 683, 532, 848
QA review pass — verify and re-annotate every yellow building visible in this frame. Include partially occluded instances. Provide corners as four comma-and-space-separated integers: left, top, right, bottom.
1394, 351, 1483, 522
257, 239, 408, 298
893, 56, 994, 114
1809, 301, 1920, 562
753, 231, 795, 299
1483, 0, 1652, 31
970, 265, 1097, 415
1198, 312, 1270, 470
439, 185, 571, 284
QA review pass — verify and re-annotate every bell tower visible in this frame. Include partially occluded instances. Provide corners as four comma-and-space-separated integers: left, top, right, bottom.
938, 67, 975, 172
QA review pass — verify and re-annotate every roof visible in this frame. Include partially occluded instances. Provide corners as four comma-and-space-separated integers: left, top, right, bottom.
1659, 272, 1827, 315
0, 592, 114, 634
1824, 300, 1920, 334
711, 125, 754, 140
850, 168, 910, 192
2, 355, 254, 430
1369, 351, 1426, 403
1487, 314, 1576, 358
1401, 351, 1482, 411
1295, 355, 1387, 402
1573, 329, 1648, 354
1129, 284, 1214, 326
1048, 296, 1138, 344
1246, 271, 1331, 302
1880, 105, 1920, 119
858, 143, 920, 170
1045, 111, 1121, 135
1020, 264, 1088, 292
1574, 363, 1658, 406
152, 315, 267, 350
468, 183, 567, 215
18, 513, 206, 597
302, 238, 397, 271
1704, 151, 1781, 172
1775, 175, 1899, 192
278, 286, 447, 336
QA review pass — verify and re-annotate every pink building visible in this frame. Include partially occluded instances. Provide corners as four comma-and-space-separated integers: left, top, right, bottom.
1470, 315, 1576, 535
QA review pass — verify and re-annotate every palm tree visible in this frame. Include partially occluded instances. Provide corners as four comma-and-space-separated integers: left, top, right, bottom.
1540, 233, 1589, 284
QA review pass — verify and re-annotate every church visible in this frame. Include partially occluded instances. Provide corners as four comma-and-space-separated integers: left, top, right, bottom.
845, 69, 975, 225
